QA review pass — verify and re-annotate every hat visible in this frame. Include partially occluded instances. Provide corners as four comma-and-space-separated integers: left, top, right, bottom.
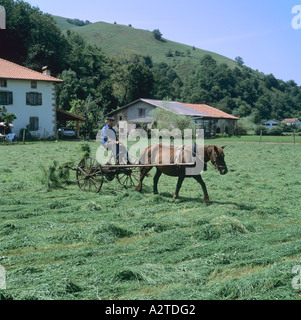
106, 116, 114, 121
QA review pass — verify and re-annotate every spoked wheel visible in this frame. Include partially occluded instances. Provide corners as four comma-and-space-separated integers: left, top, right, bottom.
117, 167, 140, 188
76, 157, 104, 193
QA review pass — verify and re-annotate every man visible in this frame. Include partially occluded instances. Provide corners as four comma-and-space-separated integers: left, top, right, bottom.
100, 117, 130, 164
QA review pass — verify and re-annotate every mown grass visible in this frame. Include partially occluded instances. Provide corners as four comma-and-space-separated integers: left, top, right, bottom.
0, 140, 301, 300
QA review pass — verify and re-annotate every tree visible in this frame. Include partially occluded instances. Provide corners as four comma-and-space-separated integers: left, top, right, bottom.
112, 60, 154, 105
235, 56, 244, 67
152, 29, 163, 41
69, 96, 105, 138
0, 0, 69, 74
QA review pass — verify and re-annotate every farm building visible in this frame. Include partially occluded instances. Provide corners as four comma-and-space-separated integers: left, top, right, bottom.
0, 58, 74, 138
107, 99, 239, 138
262, 119, 281, 129
282, 118, 301, 127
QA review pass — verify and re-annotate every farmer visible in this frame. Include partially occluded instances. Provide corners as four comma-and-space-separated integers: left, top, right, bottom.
100, 116, 130, 164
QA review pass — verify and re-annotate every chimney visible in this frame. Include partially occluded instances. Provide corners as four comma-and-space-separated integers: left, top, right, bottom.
42, 66, 51, 76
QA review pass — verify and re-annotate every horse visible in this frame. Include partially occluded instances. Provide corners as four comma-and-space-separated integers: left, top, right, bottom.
135, 143, 228, 203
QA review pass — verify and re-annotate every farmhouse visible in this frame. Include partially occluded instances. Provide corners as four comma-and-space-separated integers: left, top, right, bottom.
0, 58, 63, 138
282, 118, 301, 127
107, 99, 239, 138
262, 119, 281, 129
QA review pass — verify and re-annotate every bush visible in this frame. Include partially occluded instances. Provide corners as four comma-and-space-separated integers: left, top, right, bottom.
78, 142, 91, 157
255, 125, 268, 136
236, 122, 248, 135
39, 161, 70, 191
269, 126, 283, 136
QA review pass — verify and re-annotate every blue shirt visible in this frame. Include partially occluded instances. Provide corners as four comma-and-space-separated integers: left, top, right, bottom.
100, 125, 118, 145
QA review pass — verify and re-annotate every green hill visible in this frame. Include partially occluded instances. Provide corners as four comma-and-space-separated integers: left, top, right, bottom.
51, 15, 237, 77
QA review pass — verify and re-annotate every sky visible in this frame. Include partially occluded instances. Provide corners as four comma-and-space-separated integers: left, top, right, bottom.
27, 0, 301, 85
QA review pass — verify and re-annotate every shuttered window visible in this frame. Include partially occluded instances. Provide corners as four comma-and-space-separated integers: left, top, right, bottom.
138, 108, 146, 118
0, 79, 7, 87
29, 117, 39, 131
0, 91, 13, 105
26, 92, 42, 106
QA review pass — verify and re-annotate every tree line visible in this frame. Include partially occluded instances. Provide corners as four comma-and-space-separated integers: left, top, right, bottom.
1, 0, 301, 138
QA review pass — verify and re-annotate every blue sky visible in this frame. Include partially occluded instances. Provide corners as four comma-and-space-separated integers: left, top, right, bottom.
28, 0, 301, 85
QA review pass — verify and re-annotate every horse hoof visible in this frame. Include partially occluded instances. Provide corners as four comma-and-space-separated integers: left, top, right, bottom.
173, 195, 179, 199
204, 198, 210, 204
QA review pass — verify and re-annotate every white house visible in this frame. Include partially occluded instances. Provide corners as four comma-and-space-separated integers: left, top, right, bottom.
282, 118, 301, 127
262, 120, 281, 129
0, 58, 63, 138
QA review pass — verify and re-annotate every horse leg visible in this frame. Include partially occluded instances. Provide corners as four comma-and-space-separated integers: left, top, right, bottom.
135, 167, 151, 192
153, 168, 162, 194
173, 175, 185, 199
193, 175, 210, 203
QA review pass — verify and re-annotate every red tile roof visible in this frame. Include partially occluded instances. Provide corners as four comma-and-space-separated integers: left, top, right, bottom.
0, 58, 63, 82
180, 103, 239, 120
282, 118, 299, 123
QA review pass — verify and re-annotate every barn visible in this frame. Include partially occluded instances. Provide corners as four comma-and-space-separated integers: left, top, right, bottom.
107, 99, 239, 138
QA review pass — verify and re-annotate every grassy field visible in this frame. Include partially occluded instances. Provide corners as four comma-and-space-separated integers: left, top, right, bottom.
0, 139, 301, 300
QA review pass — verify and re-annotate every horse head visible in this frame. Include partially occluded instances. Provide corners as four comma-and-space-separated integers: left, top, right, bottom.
207, 145, 228, 175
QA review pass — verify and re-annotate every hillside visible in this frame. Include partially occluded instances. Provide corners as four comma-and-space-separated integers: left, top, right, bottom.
51, 15, 238, 77
49, 15, 301, 123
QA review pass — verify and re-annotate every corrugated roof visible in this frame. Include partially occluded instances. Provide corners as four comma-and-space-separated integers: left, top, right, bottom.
0, 58, 63, 82
141, 99, 208, 117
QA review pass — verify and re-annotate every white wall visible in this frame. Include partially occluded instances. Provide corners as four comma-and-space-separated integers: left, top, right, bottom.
2, 79, 56, 137
126, 101, 155, 121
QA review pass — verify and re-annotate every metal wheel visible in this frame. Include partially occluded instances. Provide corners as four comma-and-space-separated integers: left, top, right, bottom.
76, 157, 104, 193
116, 167, 140, 188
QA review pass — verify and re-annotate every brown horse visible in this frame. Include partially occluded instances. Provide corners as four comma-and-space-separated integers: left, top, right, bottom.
135, 143, 228, 203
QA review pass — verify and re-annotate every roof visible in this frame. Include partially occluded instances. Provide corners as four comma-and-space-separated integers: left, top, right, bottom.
108, 99, 238, 120
56, 109, 86, 121
0, 58, 63, 83
141, 99, 208, 117
262, 119, 281, 124
282, 118, 299, 123
180, 103, 239, 120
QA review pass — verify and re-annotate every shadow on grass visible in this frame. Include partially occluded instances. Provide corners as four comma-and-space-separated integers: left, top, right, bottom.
152, 192, 210, 204
210, 200, 257, 211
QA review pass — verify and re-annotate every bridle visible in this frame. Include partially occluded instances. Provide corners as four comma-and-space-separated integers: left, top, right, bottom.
208, 146, 227, 173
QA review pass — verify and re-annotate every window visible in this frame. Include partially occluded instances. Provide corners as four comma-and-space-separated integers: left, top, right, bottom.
26, 92, 42, 106
29, 117, 39, 131
138, 108, 146, 118
0, 79, 7, 87
0, 91, 13, 105
31, 81, 37, 89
